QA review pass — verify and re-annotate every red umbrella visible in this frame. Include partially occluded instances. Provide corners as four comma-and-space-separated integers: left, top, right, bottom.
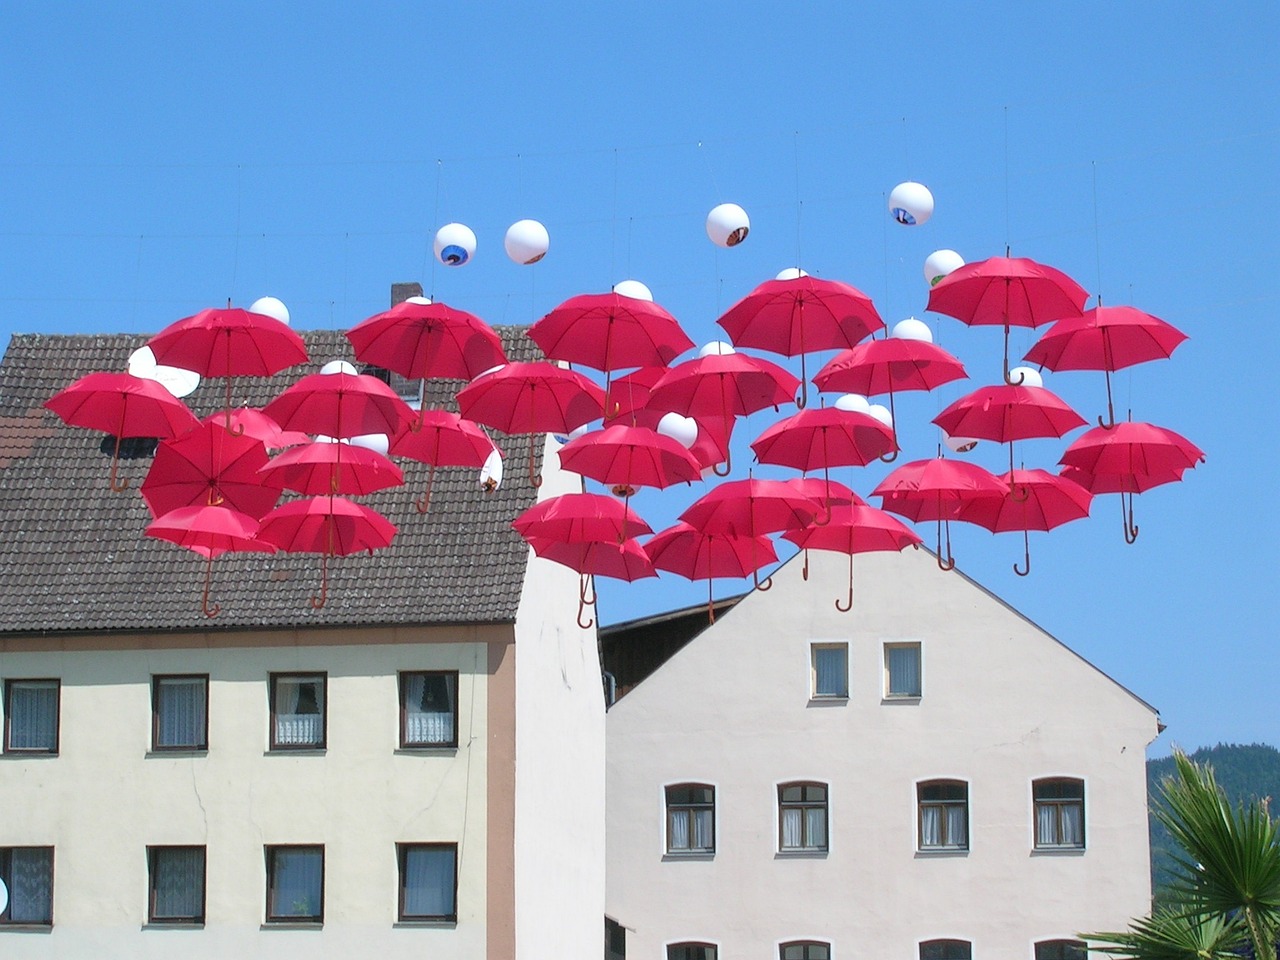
717, 274, 884, 407
557, 423, 701, 496
1024, 304, 1189, 428
512, 492, 653, 545
627, 407, 733, 472
457, 362, 605, 486
262, 371, 415, 441
644, 521, 779, 623
45, 371, 200, 491
524, 536, 657, 629
204, 408, 309, 450
141, 421, 284, 520
145, 504, 276, 617
605, 367, 668, 421
926, 255, 1088, 383
346, 299, 507, 382
530, 292, 694, 393
257, 496, 397, 608
813, 336, 967, 458
148, 306, 309, 428
956, 468, 1092, 576
777, 477, 861, 582
388, 410, 498, 513
871, 457, 1007, 570
783, 504, 923, 610
648, 352, 799, 474
258, 440, 404, 497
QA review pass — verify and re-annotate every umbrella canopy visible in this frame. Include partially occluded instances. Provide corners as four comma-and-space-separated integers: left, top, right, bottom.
557, 423, 701, 494
750, 406, 897, 474
148, 307, 309, 378
813, 338, 968, 396
717, 274, 884, 406
388, 409, 499, 513
141, 420, 284, 520
345, 299, 507, 382
45, 371, 201, 491
680, 477, 821, 538
144, 503, 275, 617
926, 255, 1088, 382
258, 440, 404, 497
605, 366, 668, 421
643, 521, 779, 623
782, 503, 923, 610
627, 407, 732, 471
955, 468, 1092, 576
263, 371, 415, 441
512, 492, 653, 544
529, 292, 694, 376
205, 408, 309, 450
524, 535, 657, 629
1024, 304, 1188, 427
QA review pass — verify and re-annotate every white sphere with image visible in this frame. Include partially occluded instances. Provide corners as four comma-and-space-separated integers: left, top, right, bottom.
434, 222, 477, 267
705, 202, 750, 248
923, 249, 964, 286
888, 181, 934, 226
504, 219, 549, 265
613, 279, 653, 302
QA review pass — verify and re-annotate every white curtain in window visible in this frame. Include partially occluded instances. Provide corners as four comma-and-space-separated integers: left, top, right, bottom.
1060, 804, 1082, 845
806, 807, 827, 848
153, 848, 202, 919
158, 680, 204, 748
669, 811, 689, 850
275, 680, 322, 745
813, 647, 846, 696
403, 847, 454, 918
888, 646, 921, 696
690, 809, 713, 850
271, 849, 322, 918
405, 674, 454, 744
8, 848, 53, 923
920, 805, 941, 846
781, 808, 803, 848
946, 805, 967, 846
8, 684, 56, 750
1036, 803, 1057, 845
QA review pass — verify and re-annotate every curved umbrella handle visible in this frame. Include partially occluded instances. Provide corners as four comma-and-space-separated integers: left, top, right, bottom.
936, 518, 956, 571
1013, 528, 1031, 577
201, 555, 221, 618
1122, 492, 1139, 544
577, 596, 595, 630
834, 553, 854, 612
801, 548, 810, 582
527, 434, 543, 488
415, 463, 437, 515
108, 448, 130, 493
309, 553, 329, 609
754, 568, 773, 592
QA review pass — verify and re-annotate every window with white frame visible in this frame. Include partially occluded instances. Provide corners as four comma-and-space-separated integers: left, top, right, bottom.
778, 782, 828, 852
884, 642, 922, 698
920, 939, 971, 960
148, 845, 206, 924
152, 676, 208, 751
665, 784, 715, 855
781, 942, 830, 960
1033, 778, 1085, 849
399, 671, 458, 748
265, 845, 323, 923
0, 847, 54, 926
269, 674, 326, 750
918, 780, 968, 851
397, 843, 457, 921
3, 679, 59, 754
1035, 940, 1087, 960
668, 943, 717, 960
811, 644, 848, 699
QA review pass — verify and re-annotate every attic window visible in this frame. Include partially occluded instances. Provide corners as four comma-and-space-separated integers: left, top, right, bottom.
99, 435, 157, 459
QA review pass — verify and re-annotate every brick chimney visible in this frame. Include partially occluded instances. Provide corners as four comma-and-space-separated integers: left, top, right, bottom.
390, 282, 424, 307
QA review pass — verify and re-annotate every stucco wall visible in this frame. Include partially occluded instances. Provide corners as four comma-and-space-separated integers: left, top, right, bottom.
606, 545, 1160, 960
0, 624, 507, 959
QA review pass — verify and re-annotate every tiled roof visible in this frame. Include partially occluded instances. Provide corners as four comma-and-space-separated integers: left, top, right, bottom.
0, 328, 546, 635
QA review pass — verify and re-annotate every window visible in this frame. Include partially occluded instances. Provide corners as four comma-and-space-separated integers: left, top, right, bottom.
665, 784, 714, 855
397, 843, 457, 922
265, 845, 323, 923
269, 674, 326, 750
152, 676, 208, 751
885, 643, 922, 698
148, 846, 205, 924
606, 916, 627, 960
920, 940, 971, 960
779, 782, 828, 852
1034, 779, 1085, 848
1035, 940, 1087, 960
918, 780, 968, 851
668, 943, 717, 960
0, 847, 53, 926
811, 644, 848, 698
782, 941, 830, 960
3, 679, 59, 754
399, 672, 458, 748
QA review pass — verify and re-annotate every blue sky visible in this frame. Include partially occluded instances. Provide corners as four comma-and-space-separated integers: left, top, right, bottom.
2, 3, 1276, 754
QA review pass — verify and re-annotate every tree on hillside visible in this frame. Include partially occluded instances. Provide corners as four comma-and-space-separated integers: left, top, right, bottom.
1092, 749, 1280, 960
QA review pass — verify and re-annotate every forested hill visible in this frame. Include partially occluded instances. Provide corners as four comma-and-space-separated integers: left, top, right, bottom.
1148, 743, 1280, 895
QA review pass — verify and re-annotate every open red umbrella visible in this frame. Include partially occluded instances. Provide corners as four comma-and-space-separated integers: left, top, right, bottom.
257, 496, 397, 608
388, 410, 498, 513
872, 457, 1007, 570
141, 420, 284, 520
263, 371, 414, 441
605, 366, 668, 422
347, 299, 507, 381
926, 255, 1088, 383
512, 492, 653, 545
204, 408, 309, 450
530, 292, 694, 394
523, 536, 657, 629
956, 468, 1092, 576
717, 274, 884, 407
557, 423, 701, 496
644, 521, 778, 623
145, 504, 276, 617
1024, 304, 1188, 428
258, 440, 404, 497
148, 306, 309, 428
783, 504, 922, 610
45, 371, 200, 491
457, 362, 605, 486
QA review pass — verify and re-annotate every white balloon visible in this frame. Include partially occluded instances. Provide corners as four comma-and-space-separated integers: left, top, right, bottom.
320, 360, 358, 376
705, 202, 750, 248
405, 295, 433, 305
656, 412, 698, 448
891, 317, 934, 343
944, 432, 980, 454
867, 403, 893, 429
249, 296, 290, 325
612, 279, 653, 302
127, 346, 200, 398
480, 447, 504, 492
923, 249, 964, 287
1009, 366, 1043, 389
504, 219, 549, 265
434, 222, 476, 267
888, 181, 935, 226
127, 346, 157, 376
698, 340, 736, 358
834, 393, 871, 413
775, 267, 809, 281
350, 433, 389, 456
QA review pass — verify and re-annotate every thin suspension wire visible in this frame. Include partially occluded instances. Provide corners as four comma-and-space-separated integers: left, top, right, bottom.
1003, 106, 1012, 252
230, 164, 243, 301
793, 131, 803, 268
610, 147, 619, 285
697, 140, 722, 201
1092, 161, 1104, 303
426, 159, 443, 296
901, 116, 911, 177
